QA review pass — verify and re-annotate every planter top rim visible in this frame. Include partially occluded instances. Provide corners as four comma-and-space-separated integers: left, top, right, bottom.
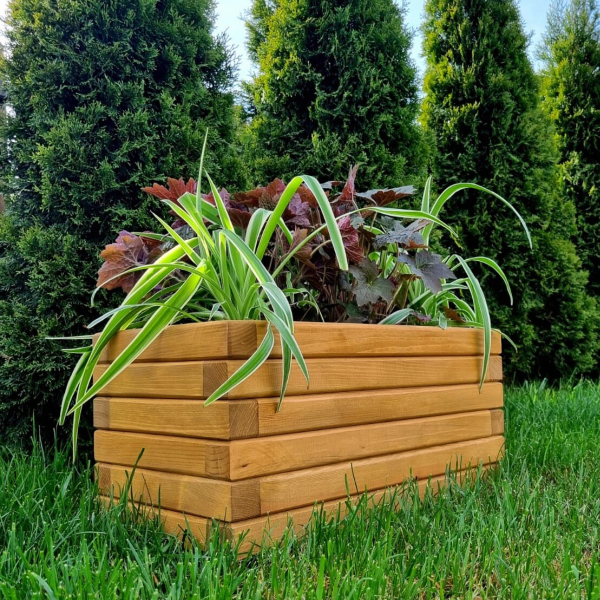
95, 320, 486, 337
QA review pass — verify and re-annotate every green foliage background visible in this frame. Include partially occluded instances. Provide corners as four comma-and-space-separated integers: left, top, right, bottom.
421, 0, 598, 379
1, 0, 600, 444
540, 0, 600, 298
0, 0, 245, 445
243, 0, 428, 188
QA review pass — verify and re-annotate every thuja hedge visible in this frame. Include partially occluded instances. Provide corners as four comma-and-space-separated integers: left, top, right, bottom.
0, 0, 246, 445
422, 0, 599, 380
243, 0, 428, 188
540, 0, 600, 298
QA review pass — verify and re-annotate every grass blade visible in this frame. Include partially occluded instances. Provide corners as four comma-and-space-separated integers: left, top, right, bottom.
206, 174, 234, 233
255, 176, 349, 271
300, 175, 349, 271
421, 176, 432, 213
368, 207, 457, 238
261, 306, 308, 383
59, 352, 89, 426
245, 209, 271, 252
196, 129, 209, 212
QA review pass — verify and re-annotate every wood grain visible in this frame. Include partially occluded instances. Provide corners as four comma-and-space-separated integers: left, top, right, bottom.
96, 463, 260, 521
95, 322, 258, 363
93, 397, 258, 440
256, 383, 504, 436
229, 470, 492, 554
94, 430, 226, 479
258, 435, 504, 513
92, 383, 502, 440
94, 355, 502, 399
491, 409, 505, 435
225, 410, 502, 480
94, 410, 502, 480
99, 466, 496, 553
259, 322, 502, 359
96, 321, 502, 364
100, 479, 439, 551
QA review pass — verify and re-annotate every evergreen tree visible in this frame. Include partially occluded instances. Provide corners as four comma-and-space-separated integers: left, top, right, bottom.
540, 0, 600, 296
244, 0, 427, 188
422, 0, 598, 379
0, 0, 245, 445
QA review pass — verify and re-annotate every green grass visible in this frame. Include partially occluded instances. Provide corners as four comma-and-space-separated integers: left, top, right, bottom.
1, 381, 600, 599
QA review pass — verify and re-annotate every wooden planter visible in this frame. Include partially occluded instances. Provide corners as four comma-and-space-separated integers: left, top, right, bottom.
94, 322, 504, 552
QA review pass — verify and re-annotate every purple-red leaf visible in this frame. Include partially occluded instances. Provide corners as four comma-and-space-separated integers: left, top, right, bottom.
356, 186, 415, 206
142, 178, 196, 202
413, 311, 433, 323
338, 165, 359, 204
289, 228, 316, 268
398, 251, 456, 295
338, 216, 364, 264
443, 306, 465, 322
97, 231, 153, 293
284, 195, 312, 228
321, 180, 344, 191
349, 258, 395, 307
374, 219, 430, 250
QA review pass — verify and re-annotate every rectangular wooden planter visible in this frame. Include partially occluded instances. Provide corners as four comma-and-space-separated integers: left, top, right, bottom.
94, 321, 504, 552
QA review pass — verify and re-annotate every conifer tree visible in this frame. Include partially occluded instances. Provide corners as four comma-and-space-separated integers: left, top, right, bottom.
422, 0, 598, 379
540, 0, 600, 296
0, 0, 244, 444
244, 0, 427, 188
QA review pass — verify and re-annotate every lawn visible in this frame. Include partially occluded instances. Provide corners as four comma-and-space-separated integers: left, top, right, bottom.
1, 381, 600, 599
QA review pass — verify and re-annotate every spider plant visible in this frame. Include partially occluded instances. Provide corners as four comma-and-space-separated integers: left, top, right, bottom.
59, 154, 529, 456
376, 177, 531, 387
58, 167, 449, 455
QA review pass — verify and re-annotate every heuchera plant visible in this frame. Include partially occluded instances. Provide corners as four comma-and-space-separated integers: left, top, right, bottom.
58, 159, 530, 454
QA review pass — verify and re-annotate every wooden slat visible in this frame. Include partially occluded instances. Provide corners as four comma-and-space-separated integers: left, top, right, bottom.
96, 322, 258, 363
224, 410, 501, 480
94, 430, 226, 479
491, 409, 505, 435
260, 323, 502, 358
94, 355, 502, 399
93, 397, 258, 440
96, 321, 502, 363
92, 383, 503, 440
257, 383, 504, 437
228, 470, 491, 554
259, 436, 504, 514
100, 466, 495, 553
100, 478, 441, 551
96, 463, 260, 522
94, 411, 502, 480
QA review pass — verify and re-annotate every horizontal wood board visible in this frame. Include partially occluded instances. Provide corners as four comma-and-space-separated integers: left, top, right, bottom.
96, 321, 502, 363
94, 355, 502, 400
94, 410, 503, 480
96, 435, 503, 517
94, 383, 503, 440
96, 464, 259, 522
258, 435, 504, 513
99, 466, 495, 554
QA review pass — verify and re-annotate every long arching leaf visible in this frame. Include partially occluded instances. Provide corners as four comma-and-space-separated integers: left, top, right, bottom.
204, 325, 275, 406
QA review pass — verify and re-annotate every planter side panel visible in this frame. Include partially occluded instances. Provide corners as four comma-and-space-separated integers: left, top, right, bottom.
93, 321, 505, 549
